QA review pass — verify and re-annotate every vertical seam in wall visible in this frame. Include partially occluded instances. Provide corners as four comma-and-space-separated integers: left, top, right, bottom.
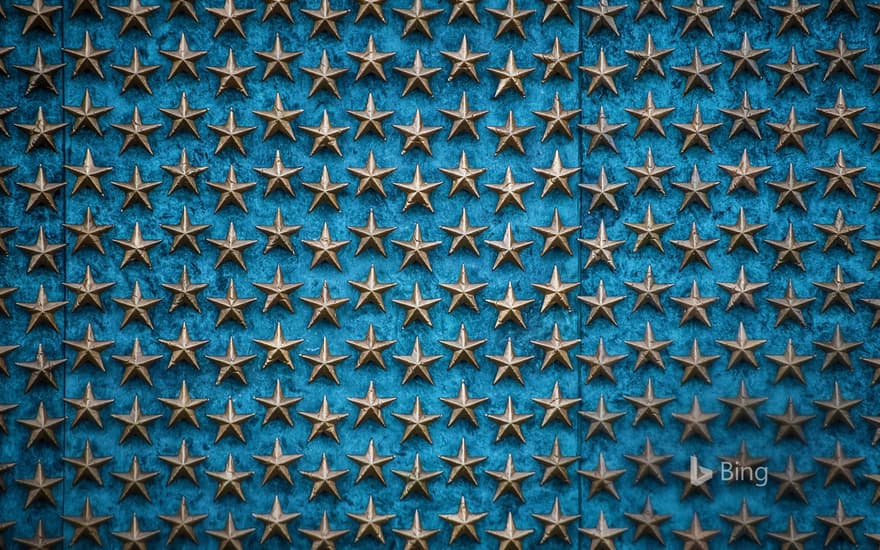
60, 5, 68, 522
575, 0, 584, 533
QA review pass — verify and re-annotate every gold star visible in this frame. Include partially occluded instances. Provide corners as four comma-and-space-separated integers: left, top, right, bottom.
18, 166, 65, 212
207, 398, 255, 443
15, 46, 65, 95
161, 208, 210, 256
672, 46, 721, 93
302, 222, 349, 269
151, 277, 202, 323
206, 512, 255, 549
299, 110, 349, 156
716, 321, 767, 368
393, 396, 441, 443
768, 45, 818, 94
670, 222, 719, 269
487, 0, 534, 37
65, 148, 112, 195
300, 336, 349, 384
348, 150, 395, 197
112, 280, 162, 329
534, 36, 580, 81
253, 495, 300, 544
161, 148, 208, 194
764, 222, 816, 270
625, 33, 673, 78
532, 497, 579, 543
392, 453, 442, 499
254, 32, 300, 80
302, 166, 348, 211
485, 167, 534, 212
15, 106, 67, 152
63, 31, 111, 78
299, 395, 348, 442
439, 496, 488, 544
300, 281, 349, 327
347, 496, 394, 544
487, 395, 534, 442
347, 92, 393, 140
348, 209, 395, 256
626, 147, 674, 195
349, 264, 397, 311
579, 48, 627, 94
439, 264, 488, 312
439, 91, 488, 140
814, 149, 865, 196
113, 221, 161, 268
300, 49, 348, 98
301, 0, 349, 39
347, 323, 395, 369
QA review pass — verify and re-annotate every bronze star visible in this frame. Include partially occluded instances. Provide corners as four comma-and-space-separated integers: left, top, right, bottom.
158, 380, 207, 428
160, 33, 206, 79
673, 47, 721, 93
393, 281, 441, 327
15, 46, 65, 95
440, 92, 488, 140
16, 105, 68, 151
302, 222, 349, 269
207, 221, 257, 270
162, 148, 207, 194
626, 33, 673, 78
394, 0, 441, 38
625, 496, 671, 544
65, 148, 112, 195
767, 515, 815, 550
348, 439, 394, 484
356, 0, 386, 22
532, 497, 579, 544
301, 50, 348, 98
17, 226, 65, 271
670, 280, 717, 326
440, 439, 488, 484
767, 163, 815, 210
254, 33, 299, 80
111, 46, 159, 94
112, 455, 160, 501
159, 91, 208, 137
207, 336, 256, 382
486, 282, 535, 328
716, 321, 767, 368
719, 149, 771, 194
112, 395, 161, 444
347, 151, 394, 198
114, 221, 161, 268
64, 31, 111, 78
393, 453, 442, 499
111, 106, 160, 154
160, 209, 209, 258
674, 0, 722, 36
159, 321, 209, 370
63, 324, 114, 372
394, 109, 442, 154
487, 0, 534, 37
114, 338, 162, 385
487, 395, 534, 442
580, 49, 627, 95
439, 264, 488, 313
253, 378, 301, 423
533, 36, 580, 81
207, 398, 255, 443
206, 512, 255, 549
393, 510, 439, 548
300, 281, 349, 327
299, 395, 348, 442
488, 110, 534, 154
817, 498, 864, 546
766, 338, 814, 383
768, 398, 815, 442
16, 284, 67, 333
252, 495, 299, 543
206, 0, 254, 37
348, 92, 393, 140
300, 110, 349, 155
441, 208, 487, 255
770, 0, 819, 35
768, 46, 818, 94
16, 344, 64, 392
159, 496, 208, 544
349, 209, 395, 256
18, 402, 65, 448
624, 378, 674, 426
722, 32, 769, 79
579, 0, 627, 35
449, 0, 479, 22
301, 0, 349, 38
720, 90, 770, 138
720, 208, 770, 253
347, 496, 394, 544
395, 49, 440, 95
814, 149, 864, 196
61, 497, 112, 546
346, 323, 395, 370
439, 496, 488, 544
673, 514, 720, 548
816, 32, 865, 80
817, 88, 864, 136
208, 109, 256, 154
487, 454, 534, 501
